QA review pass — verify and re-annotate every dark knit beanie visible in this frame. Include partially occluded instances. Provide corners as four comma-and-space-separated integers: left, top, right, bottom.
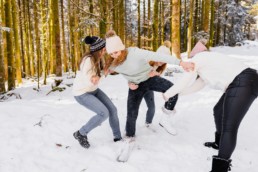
84, 36, 106, 53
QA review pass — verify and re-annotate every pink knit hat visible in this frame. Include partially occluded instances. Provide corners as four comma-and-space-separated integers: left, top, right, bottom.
189, 41, 207, 58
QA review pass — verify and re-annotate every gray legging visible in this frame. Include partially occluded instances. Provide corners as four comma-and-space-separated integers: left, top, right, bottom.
213, 68, 258, 159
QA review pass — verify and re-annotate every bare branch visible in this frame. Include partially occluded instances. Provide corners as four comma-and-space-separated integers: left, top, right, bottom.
70, 0, 102, 21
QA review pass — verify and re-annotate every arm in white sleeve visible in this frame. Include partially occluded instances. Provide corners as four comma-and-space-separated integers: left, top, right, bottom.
136, 48, 181, 65
163, 71, 198, 100
179, 77, 205, 96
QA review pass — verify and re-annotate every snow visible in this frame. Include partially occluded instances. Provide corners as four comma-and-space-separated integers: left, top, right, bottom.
1, 42, 258, 172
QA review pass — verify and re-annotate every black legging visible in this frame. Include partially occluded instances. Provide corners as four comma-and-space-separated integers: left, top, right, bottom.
213, 68, 258, 159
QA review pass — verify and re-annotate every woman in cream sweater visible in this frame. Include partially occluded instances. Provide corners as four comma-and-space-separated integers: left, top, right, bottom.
163, 41, 258, 172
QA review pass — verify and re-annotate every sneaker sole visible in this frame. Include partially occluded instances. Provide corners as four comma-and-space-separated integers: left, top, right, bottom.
159, 123, 177, 136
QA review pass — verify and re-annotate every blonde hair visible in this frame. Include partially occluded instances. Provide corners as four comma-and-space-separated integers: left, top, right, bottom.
104, 49, 128, 70
163, 40, 172, 48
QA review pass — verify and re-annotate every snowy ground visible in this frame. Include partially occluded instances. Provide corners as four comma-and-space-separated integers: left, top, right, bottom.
0, 41, 258, 172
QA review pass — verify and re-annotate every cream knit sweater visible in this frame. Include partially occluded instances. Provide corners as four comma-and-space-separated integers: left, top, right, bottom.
72, 57, 100, 96
164, 51, 248, 99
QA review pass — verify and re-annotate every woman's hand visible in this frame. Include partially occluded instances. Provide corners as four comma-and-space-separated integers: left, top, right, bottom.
91, 75, 100, 85
180, 61, 195, 72
149, 70, 160, 77
104, 69, 114, 76
128, 82, 139, 90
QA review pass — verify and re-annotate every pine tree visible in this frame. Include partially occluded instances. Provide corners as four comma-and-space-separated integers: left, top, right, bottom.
22, 0, 30, 77
171, 0, 181, 58
203, 0, 210, 33
11, 0, 22, 84
209, 0, 215, 47
187, 0, 194, 57
0, 10, 6, 93
60, 0, 68, 73
51, 0, 62, 76
153, 0, 159, 51
5, 0, 15, 90
138, 0, 141, 48
27, 0, 35, 77
119, 0, 125, 43
40, 0, 48, 84
33, 0, 41, 89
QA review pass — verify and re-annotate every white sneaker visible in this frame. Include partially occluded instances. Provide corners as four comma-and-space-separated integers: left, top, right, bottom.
145, 123, 157, 132
159, 110, 177, 135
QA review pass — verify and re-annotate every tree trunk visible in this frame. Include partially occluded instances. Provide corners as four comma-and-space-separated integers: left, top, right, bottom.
1, 0, 8, 81
160, 1, 164, 44
171, 0, 180, 58
22, 0, 30, 77
18, 0, 25, 78
215, 0, 221, 45
137, 0, 141, 48
147, 0, 151, 48
27, 0, 35, 77
11, 0, 22, 84
68, 0, 75, 72
194, 0, 200, 34
99, 0, 107, 38
187, 0, 194, 57
5, 0, 15, 90
119, 0, 125, 43
51, 0, 62, 76
49, 0, 55, 74
40, 0, 48, 84
203, 0, 210, 33
0, 13, 6, 93
183, 0, 187, 51
89, 0, 95, 34
223, 0, 228, 44
209, 0, 215, 48
153, 0, 159, 51
33, 0, 41, 89
73, 0, 80, 71
60, 0, 68, 72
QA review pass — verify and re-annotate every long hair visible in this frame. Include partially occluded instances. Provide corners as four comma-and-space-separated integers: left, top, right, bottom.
104, 49, 128, 71
148, 40, 171, 74
80, 49, 104, 77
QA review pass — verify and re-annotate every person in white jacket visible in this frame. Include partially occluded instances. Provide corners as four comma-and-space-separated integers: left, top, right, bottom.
72, 36, 122, 149
163, 41, 258, 172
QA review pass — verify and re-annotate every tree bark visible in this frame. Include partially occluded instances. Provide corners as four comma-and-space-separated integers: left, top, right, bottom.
5, 0, 15, 90
12, 0, 22, 84
187, 0, 194, 57
171, 0, 181, 58
153, 0, 159, 51
137, 0, 141, 48
51, 0, 62, 76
